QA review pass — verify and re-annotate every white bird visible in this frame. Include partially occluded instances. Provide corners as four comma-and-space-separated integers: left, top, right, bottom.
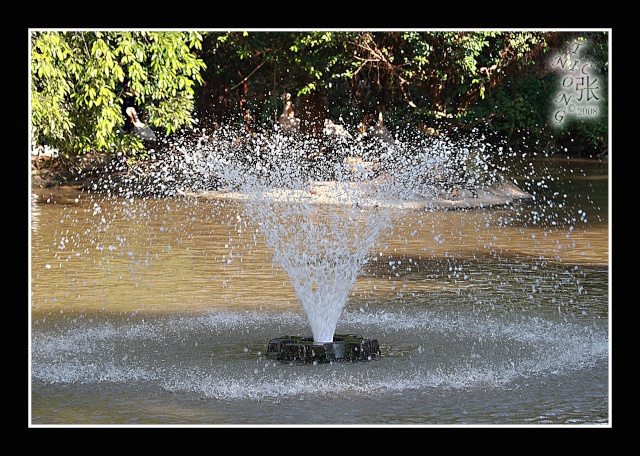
278, 93, 300, 133
126, 107, 157, 141
356, 111, 394, 145
371, 111, 394, 145
323, 118, 353, 142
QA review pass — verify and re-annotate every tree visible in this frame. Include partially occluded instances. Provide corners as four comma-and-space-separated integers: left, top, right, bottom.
345, 31, 571, 130
30, 30, 206, 159
194, 31, 578, 137
196, 31, 353, 134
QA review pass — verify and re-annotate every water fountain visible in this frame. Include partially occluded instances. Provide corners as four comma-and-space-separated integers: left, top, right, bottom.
157, 127, 534, 362
30, 124, 609, 425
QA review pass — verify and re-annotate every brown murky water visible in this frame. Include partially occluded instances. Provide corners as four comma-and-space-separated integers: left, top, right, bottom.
30, 157, 610, 426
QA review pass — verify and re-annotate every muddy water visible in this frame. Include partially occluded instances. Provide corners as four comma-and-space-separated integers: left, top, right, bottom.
30, 157, 610, 426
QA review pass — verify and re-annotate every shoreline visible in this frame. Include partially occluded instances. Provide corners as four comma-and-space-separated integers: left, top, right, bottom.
184, 179, 534, 210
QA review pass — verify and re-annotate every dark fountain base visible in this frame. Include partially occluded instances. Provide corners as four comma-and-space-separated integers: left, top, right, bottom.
266, 334, 380, 364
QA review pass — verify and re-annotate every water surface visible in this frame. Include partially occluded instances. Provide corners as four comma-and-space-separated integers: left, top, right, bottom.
30, 156, 610, 426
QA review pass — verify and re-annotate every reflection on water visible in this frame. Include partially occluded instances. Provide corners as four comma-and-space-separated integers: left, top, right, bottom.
30, 157, 609, 426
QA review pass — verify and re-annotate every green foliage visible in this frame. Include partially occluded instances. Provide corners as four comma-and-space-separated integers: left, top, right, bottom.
32, 30, 608, 163
31, 31, 206, 158
478, 73, 552, 139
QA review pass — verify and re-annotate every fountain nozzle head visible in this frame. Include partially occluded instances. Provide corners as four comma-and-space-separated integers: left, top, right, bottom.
266, 334, 380, 364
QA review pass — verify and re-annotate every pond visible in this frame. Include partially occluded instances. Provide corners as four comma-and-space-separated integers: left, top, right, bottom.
30, 155, 609, 426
